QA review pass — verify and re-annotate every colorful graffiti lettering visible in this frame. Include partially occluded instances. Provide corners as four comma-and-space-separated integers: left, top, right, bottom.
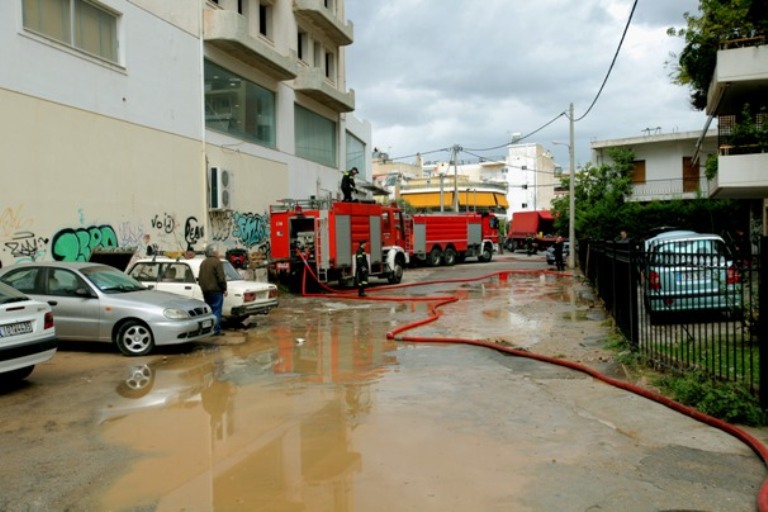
232, 212, 269, 248
184, 217, 204, 252
52, 225, 118, 261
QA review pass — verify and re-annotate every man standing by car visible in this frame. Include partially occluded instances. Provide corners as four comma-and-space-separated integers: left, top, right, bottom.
199, 244, 228, 335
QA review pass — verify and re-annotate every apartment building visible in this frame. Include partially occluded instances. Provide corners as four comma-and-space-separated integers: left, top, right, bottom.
705, 39, 768, 201
0, 0, 369, 266
591, 130, 717, 202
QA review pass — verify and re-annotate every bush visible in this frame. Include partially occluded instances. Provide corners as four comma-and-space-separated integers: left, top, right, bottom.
656, 371, 766, 426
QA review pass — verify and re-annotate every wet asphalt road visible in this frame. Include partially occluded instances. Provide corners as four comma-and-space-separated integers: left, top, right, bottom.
0, 253, 765, 511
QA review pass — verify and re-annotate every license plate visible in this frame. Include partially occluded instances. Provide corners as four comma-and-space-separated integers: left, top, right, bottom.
0, 321, 33, 338
276, 262, 290, 270
202, 319, 213, 328
677, 272, 705, 282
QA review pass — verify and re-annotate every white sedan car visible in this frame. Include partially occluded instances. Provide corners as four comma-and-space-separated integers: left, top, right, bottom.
127, 256, 278, 323
0, 281, 57, 381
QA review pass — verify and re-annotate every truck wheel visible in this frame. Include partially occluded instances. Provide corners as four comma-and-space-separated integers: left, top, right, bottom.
478, 244, 493, 263
388, 261, 404, 284
443, 247, 457, 266
428, 248, 442, 267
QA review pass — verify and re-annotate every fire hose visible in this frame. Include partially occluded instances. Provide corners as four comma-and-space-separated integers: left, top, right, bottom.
291, 252, 768, 510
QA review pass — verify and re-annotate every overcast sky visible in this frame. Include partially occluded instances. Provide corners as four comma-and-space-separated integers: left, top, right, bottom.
345, 0, 705, 170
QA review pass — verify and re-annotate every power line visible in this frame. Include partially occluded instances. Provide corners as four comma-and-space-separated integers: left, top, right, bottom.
463, 111, 567, 152
574, 0, 638, 122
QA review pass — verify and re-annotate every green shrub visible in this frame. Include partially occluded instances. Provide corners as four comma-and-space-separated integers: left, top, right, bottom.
656, 371, 766, 426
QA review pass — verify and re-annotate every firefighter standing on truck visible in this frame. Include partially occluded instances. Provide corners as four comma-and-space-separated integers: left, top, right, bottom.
355, 240, 369, 297
341, 167, 359, 202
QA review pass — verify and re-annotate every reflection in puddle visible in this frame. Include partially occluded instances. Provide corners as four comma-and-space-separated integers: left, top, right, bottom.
96, 273, 601, 510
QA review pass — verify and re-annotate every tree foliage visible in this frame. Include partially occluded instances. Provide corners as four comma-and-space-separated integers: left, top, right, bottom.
667, 0, 768, 110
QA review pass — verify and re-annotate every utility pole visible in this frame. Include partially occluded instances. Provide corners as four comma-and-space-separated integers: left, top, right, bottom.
568, 103, 576, 269
451, 144, 461, 212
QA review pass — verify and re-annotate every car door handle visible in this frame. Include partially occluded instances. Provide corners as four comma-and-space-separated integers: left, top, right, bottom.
47, 300, 58, 306
184, 286, 193, 290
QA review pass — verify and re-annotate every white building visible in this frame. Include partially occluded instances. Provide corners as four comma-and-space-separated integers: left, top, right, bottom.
0, 0, 370, 266
591, 130, 717, 201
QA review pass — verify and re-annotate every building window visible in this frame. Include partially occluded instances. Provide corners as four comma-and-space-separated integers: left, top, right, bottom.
204, 60, 276, 147
298, 30, 308, 61
23, 0, 119, 64
259, 2, 270, 38
325, 51, 335, 81
631, 160, 646, 185
295, 105, 337, 167
346, 132, 365, 173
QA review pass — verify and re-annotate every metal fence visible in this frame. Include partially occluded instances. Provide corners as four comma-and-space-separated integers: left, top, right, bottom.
580, 238, 766, 405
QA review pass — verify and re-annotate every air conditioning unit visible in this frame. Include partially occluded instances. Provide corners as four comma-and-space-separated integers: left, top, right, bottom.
209, 167, 232, 210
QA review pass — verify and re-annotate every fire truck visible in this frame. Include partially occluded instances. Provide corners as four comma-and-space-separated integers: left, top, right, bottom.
268, 199, 410, 290
409, 212, 499, 266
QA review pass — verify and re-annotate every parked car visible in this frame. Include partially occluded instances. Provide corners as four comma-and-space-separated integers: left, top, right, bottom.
126, 255, 278, 323
0, 281, 57, 381
0, 263, 216, 356
545, 242, 570, 266
643, 232, 742, 316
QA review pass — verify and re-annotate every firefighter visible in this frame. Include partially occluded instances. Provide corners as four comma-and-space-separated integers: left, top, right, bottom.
355, 240, 369, 297
341, 167, 359, 202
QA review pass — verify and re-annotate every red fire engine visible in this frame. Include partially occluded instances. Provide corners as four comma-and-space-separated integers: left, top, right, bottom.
410, 212, 500, 266
269, 199, 410, 289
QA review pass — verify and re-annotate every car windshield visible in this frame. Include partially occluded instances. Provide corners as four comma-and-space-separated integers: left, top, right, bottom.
0, 281, 29, 304
223, 260, 243, 281
81, 265, 147, 293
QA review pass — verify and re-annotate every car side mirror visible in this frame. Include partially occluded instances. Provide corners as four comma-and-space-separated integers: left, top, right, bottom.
75, 287, 96, 298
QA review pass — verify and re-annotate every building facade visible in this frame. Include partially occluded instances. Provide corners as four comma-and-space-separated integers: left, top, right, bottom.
0, 0, 370, 267
591, 130, 717, 202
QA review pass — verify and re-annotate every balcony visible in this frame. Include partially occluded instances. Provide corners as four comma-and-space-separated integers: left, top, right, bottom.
204, 9, 298, 81
295, 66, 355, 112
706, 40, 768, 116
709, 152, 768, 198
293, 0, 353, 46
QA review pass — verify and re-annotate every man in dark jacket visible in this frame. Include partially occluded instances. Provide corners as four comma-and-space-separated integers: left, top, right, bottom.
341, 167, 359, 202
355, 240, 369, 297
199, 244, 228, 335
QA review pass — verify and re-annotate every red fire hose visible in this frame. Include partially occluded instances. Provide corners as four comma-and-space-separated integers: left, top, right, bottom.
293, 255, 768, 510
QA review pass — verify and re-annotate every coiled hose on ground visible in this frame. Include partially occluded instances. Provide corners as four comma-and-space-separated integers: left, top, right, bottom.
293, 255, 768, 510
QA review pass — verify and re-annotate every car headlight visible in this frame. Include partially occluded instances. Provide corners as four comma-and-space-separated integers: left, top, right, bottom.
164, 308, 191, 320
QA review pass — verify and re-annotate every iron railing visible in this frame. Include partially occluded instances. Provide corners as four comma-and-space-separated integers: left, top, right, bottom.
580, 238, 764, 404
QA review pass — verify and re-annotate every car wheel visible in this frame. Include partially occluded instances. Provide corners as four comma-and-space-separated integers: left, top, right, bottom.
115, 320, 155, 357
428, 248, 442, 267
0, 366, 34, 382
443, 248, 457, 266
388, 261, 404, 284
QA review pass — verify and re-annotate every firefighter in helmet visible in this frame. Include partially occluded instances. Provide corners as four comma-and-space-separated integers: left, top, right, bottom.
341, 167, 359, 202
355, 240, 369, 297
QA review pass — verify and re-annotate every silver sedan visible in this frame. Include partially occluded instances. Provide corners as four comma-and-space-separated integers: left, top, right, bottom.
0, 262, 216, 356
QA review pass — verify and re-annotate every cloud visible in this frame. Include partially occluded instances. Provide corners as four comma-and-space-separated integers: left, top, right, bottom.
346, 0, 704, 166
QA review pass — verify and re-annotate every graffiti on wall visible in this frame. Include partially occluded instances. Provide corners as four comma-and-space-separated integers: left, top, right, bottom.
184, 217, 204, 252
232, 212, 269, 248
4, 231, 49, 262
52, 225, 118, 261
1, 206, 49, 264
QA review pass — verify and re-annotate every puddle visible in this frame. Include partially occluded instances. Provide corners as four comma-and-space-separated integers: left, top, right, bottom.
94, 272, 609, 510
